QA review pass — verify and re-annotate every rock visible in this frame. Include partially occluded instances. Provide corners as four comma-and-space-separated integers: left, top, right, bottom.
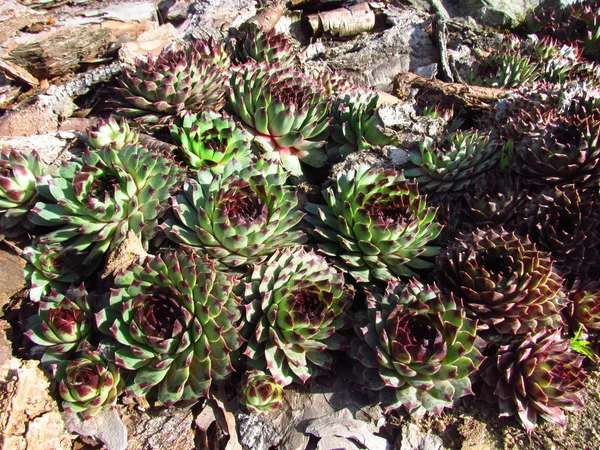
0, 132, 83, 165
122, 407, 195, 450
63, 409, 128, 450
0, 249, 25, 312
0, 103, 58, 136
305, 416, 389, 450
0, 358, 73, 450
452, 0, 544, 28
399, 423, 445, 450
0, 321, 11, 367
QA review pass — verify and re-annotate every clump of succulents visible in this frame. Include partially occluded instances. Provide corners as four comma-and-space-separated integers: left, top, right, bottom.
29, 145, 182, 267
481, 329, 587, 432
438, 227, 566, 336
87, 116, 139, 151
165, 159, 306, 268
25, 284, 93, 364
305, 165, 442, 282
171, 110, 253, 172
460, 171, 524, 229
0, 149, 45, 229
404, 130, 500, 195
518, 186, 600, 281
350, 279, 483, 416
228, 63, 330, 176
329, 91, 395, 160
240, 370, 285, 413
312, 69, 360, 96
233, 29, 296, 67
243, 247, 353, 386
529, 36, 581, 84
55, 350, 123, 420
96, 249, 244, 405
115, 39, 229, 125
23, 242, 91, 302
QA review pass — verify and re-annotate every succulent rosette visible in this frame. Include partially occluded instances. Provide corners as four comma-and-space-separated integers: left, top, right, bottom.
313, 69, 359, 96
165, 160, 306, 268
438, 227, 567, 336
571, 282, 600, 331
460, 171, 524, 229
240, 370, 285, 414
23, 242, 91, 302
171, 110, 253, 172
95, 249, 244, 405
228, 63, 330, 176
25, 284, 93, 364
243, 247, 353, 386
404, 130, 500, 195
304, 165, 443, 283
350, 279, 483, 416
0, 149, 46, 229
55, 350, 123, 420
464, 47, 538, 88
518, 186, 600, 280
234, 29, 296, 67
115, 39, 229, 124
329, 91, 395, 160
87, 116, 139, 151
480, 329, 587, 432
29, 146, 182, 267
530, 36, 580, 84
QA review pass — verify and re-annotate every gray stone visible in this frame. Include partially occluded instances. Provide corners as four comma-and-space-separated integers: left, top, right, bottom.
399, 423, 444, 450
452, 0, 543, 28
63, 409, 128, 450
0, 250, 25, 312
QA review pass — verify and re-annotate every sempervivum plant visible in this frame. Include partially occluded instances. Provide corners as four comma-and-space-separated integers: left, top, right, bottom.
571, 282, 600, 331
240, 370, 285, 414
0, 149, 45, 229
115, 39, 229, 125
530, 36, 581, 84
329, 91, 395, 160
165, 160, 306, 268
480, 329, 587, 432
87, 116, 139, 151
463, 48, 538, 88
25, 285, 93, 364
228, 63, 330, 176
243, 247, 353, 386
518, 186, 600, 281
96, 249, 244, 405
29, 146, 182, 267
350, 279, 483, 416
460, 171, 524, 229
23, 242, 90, 302
171, 110, 253, 172
234, 29, 296, 67
438, 227, 566, 336
55, 350, 123, 420
404, 130, 500, 195
305, 165, 443, 282
514, 104, 600, 188
312, 69, 359, 96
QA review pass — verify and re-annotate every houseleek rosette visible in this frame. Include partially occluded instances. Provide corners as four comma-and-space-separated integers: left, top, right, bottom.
243, 247, 353, 386
95, 249, 244, 405
228, 63, 330, 176
165, 160, 306, 268
0, 149, 45, 229
481, 329, 587, 432
404, 130, 500, 194
350, 279, 483, 416
29, 146, 182, 267
329, 91, 395, 160
571, 282, 600, 331
438, 227, 566, 335
240, 370, 285, 414
234, 29, 296, 67
87, 116, 138, 151
25, 284, 93, 364
304, 165, 442, 283
171, 110, 253, 172
55, 350, 123, 420
23, 242, 90, 302
115, 39, 229, 124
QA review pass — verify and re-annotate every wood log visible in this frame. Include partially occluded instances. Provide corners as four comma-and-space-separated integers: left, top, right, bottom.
304, 2, 376, 38
7, 26, 112, 79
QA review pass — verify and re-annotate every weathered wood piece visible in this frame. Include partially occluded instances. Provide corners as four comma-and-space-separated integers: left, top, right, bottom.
393, 72, 509, 110
0, 0, 42, 44
305, 2, 376, 38
0, 59, 39, 87
241, 0, 287, 32
7, 26, 112, 79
